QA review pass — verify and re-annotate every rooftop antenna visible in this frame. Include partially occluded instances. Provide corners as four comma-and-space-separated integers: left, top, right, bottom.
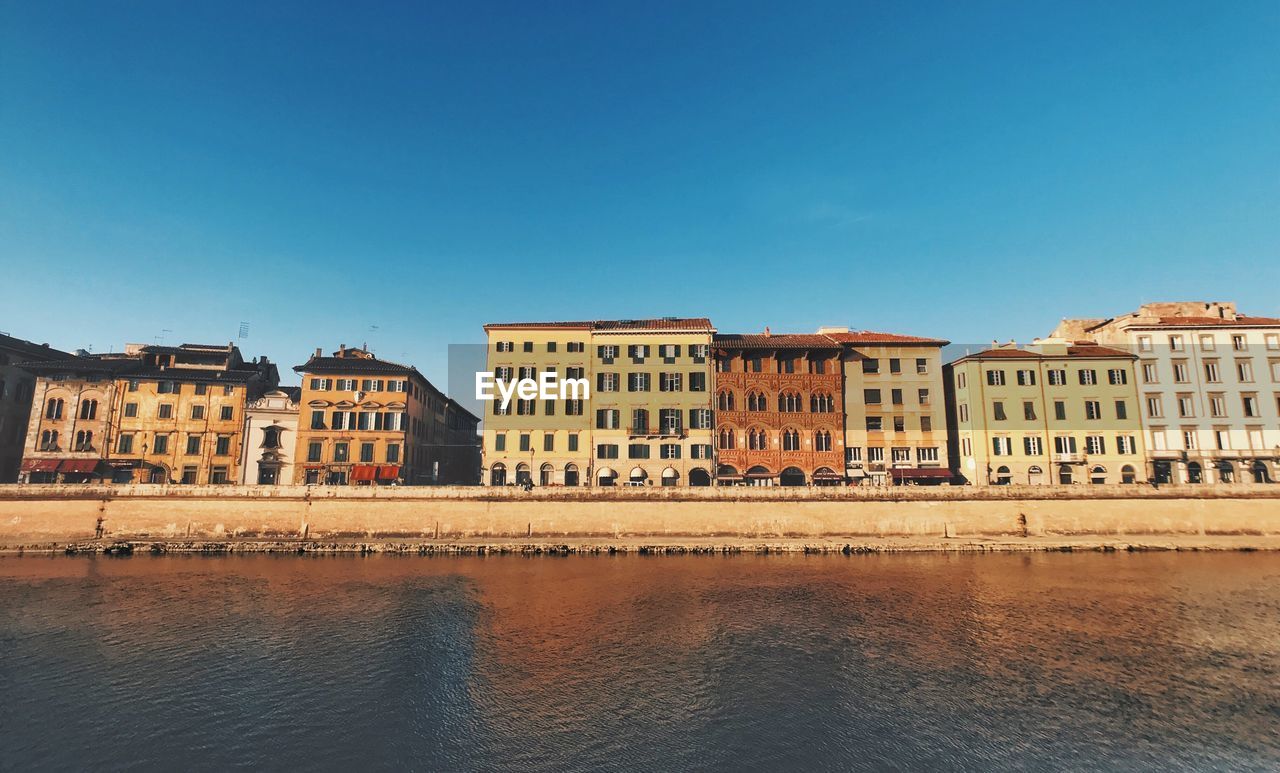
155, 328, 172, 345
238, 322, 250, 339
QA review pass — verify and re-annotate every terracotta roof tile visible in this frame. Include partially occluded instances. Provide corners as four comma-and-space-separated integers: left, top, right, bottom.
714, 333, 840, 349
823, 330, 949, 345
485, 318, 714, 332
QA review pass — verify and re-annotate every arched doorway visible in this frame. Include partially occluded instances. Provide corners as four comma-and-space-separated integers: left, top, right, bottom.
1027, 465, 1044, 485
689, 467, 711, 487
746, 465, 773, 486
539, 463, 554, 486
1216, 461, 1234, 484
490, 463, 507, 486
564, 463, 579, 487
1251, 461, 1271, 484
779, 467, 806, 486
716, 465, 740, 486
995, 465, 1012, 485
515, 463, 531, 486
1153, 460, 1173, 484
1058, 465, 1073, 485
628, 467, 648, 486
1187, 462, 1203, 484
1090, 465, 1107, 485
661, 467, 679, 487
812, 467, 840, 486
148, 465, 168, 484
597, 467, 617, 486
1121, 465, 1137, 484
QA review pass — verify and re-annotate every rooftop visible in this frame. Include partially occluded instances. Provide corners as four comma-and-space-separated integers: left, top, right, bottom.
485, 317, 714, 332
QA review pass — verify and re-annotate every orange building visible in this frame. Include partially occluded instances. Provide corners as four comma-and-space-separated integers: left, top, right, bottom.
712, 333, 845, 485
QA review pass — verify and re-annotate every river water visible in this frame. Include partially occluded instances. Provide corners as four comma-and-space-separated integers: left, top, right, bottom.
2, 553, 1278, 771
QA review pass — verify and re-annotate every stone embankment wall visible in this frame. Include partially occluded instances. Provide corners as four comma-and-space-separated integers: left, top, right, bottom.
1, 484, 1279, 544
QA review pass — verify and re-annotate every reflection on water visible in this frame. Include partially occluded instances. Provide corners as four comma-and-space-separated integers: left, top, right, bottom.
2, 553, 1278, 771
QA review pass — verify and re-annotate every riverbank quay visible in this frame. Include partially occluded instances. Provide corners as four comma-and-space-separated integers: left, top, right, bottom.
2, 483, 1279, 551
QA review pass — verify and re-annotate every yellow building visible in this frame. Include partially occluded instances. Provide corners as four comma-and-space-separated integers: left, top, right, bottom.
482, 318, 715, 486
293, 346, 479, 485
945, 339, 1147, 486
820, 328, 952, 485
21, 343, 279, 484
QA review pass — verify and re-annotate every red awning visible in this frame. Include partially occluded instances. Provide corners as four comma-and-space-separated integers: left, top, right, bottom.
59, 459, 102, 474
891, 468, 952, 480
352, 465, 378, 481
377, 465, 400, 481
22, 459, 62, 473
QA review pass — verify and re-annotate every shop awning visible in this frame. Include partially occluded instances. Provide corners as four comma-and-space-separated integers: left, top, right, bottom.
352, 465, 378, 481
21, 458, 62, 473
745, 471, 776, 479
812, 470, 844, 480
377, 465, 400, 481
845, 468, 867, 478
890, 468, 952, 481
60, 459, 102, 474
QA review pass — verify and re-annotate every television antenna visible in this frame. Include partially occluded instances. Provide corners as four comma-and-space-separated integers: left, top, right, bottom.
238, 322, 250, 339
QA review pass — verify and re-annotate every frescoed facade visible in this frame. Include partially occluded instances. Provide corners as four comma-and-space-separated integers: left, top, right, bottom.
0, 333, 74, 482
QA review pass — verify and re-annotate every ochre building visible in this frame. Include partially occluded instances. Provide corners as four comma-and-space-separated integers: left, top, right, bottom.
0, 333, 73, 482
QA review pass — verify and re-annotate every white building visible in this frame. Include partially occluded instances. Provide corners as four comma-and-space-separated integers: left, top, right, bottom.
1053, 302, 1280, 484
239, 387, 300, 485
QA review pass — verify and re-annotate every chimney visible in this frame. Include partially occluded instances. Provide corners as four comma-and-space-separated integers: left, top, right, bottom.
339, 344, 346, 356
764, 326, 771, 337
314, 347, 322, 358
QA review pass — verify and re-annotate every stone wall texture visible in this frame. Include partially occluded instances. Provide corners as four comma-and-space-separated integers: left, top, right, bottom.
2, 484, 1279, 544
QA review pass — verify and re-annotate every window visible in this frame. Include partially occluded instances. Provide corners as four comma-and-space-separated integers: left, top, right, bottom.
1054, 436, 1077, 454
1117, 436, 1136, 455
1146, 396, 1163, 418
1209, 394, 1226, 418
809, 358, 826, 374
154, 403, 172, 419
1016, 369, 1036, 386
496, 341, 513, 353
660, 443, 681, 459
862, 358, 879, 374
1169, 335, 1184, 351
187, 404, 206, 421
717, 391, 735, 410
690, 344, 709, 362
867, 447, 885, 463
986, 370, 1006, 386
627, 344, 650, 363
746, 357, 762, 373
1084, 400, 1102, 420
779, 391, 803, 412
73, 430, 94, 451
1271, 360, 1280, 382
543, 399, 556, 416
718, 429, 736, 449
185, 434, 201, 455
39, 430, 58, 451
866, 416, 883, 431
518, 366, 536, 381
386, 443, 400, 463
1142, 362, 1158, 383
689, 372, 707, 392
78, 399, 98, 420
117, 434, 134, 454
157, 380, 176, 394
128, 380, 140, 392
916, 358, 928, 374
568, 341, 585, 353
545, 341, 557, 353
493, 433, 506, 452
889, 358, 901, 374
891, 447, 911, 463
1204, 360, 1221, 383
629, 443, 651, 459
691, 444, 713, 459
892, 416, 905, 432
519, 434, 531, 452
210, 467, 229, 484
659, 373, 682, 392
1024, 436, 1043, 456
811, 392, 834, 412
597, 373, 619, 392
992, 437, 1012, 456
1138, 336, 1152, 352
631, 408, 649, 433
596, 409, 620, 429
846, 447, 862, 464
1232, 334, 1247, 352
1182, 430, 1197, 450
360, 442, 375, 462
1086, 436, 1105, 455
918, 389, 930, 405
1078, 369, 1097, 386
778, 356, 796, 374
689, 408, 712, 429
1173, 361, 1189, 383
181, 466, 198, 484
782, 429, 800, 451
1047, 369, 1066, 386
627, 372, 650, 392
1242, 394, 1260, 418
1107, 369, 1127, 385
890, 389, 903, 405
864, 389, 881, 405
215, 435, 231, 456
1054, 401, 1067, 421
956, 372, 967, 389
597, 444, 619, 459
1023, 401, 1036, 420
1237, 359, 1254, 382
307, 441, 322, 462
748, 428, 767, 450
45, 398, 64, 419
310, 410, 325, 430
541, 433, 555, 452
568, 434, 579, 452
659, 408, 682, 434
1115, 400, 1128, 420
917, 447, 939, 463
520, 341, 533, 353
1215, 430, 1229, 450
516, 399, 535, 416
598, 345, 617, 363
1198, 334, 1215, 351
814, 431, 832, 452
1177, 395, 1194, 418
920, 416, 932, 432
152, 434, 169, 455
992, 401, 1007, 421
333, 442, 349, 462
220, 406, 233, 421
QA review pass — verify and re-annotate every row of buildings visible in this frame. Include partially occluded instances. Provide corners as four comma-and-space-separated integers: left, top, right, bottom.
5, 341, 479, 485
3, 299, 1278, 488
482, 302, 1280, 487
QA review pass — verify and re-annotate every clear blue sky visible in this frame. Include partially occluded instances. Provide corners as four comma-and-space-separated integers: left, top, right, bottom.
2, 1, 1277, 388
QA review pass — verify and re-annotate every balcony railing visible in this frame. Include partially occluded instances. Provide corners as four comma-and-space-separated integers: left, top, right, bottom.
1052, 452, 1084, 463
628, 425, 687, 438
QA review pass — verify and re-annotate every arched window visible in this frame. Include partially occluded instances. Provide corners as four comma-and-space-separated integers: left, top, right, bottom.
540, 463, 554, 486
814, 430, 832, 451
563, 463, 579, 487
718, 428, 736, 449
45, 398, 64, 420
74, 430, 94, 451
748, 428, 768, 450
515, 463, 531, 486
79, 399, 98, 420
717, 390, 735, 411
1121, 465, 1137, 484
782, 429, 800, 451
810, 392, 834, 413
1090, 465, 1107, 484
778, 391, 802, 412
39, 430, 59, 451
490, 463, 507, 486
746, 391, 767, 412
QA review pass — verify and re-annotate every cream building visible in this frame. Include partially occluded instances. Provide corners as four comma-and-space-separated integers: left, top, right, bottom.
482, 318, 715, 487
1053, 302, 1280, 484
239, 387, 301, 485
820, 328, 951, 485
945, 339, 1146, 486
